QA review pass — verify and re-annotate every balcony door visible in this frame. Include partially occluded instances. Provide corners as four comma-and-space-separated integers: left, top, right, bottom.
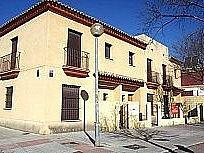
11, 37, 18, 70
67, 29, 82, 68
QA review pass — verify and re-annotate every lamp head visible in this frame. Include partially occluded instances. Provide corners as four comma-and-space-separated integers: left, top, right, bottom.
90, 23, 104, 37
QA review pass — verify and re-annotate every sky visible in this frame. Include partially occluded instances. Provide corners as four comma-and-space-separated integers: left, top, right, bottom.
0, 0, 201, 58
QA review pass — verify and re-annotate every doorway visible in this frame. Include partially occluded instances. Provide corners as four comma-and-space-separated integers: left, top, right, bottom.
119, 104, 129, 129
200, 104, 203, 121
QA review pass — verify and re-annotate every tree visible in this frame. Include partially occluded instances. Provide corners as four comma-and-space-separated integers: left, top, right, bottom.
143, 0, 204, 81
143, 0, 204, 36
174, 28, 204, 82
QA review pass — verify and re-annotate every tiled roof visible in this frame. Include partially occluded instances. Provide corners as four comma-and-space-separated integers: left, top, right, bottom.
99, 71, 144, 83
0, 0, 147, 49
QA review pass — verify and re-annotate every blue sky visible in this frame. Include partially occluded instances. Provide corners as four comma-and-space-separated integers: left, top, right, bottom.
0, 0, 200, 58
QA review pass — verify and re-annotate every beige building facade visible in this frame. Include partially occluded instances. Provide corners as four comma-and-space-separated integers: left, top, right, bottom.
0, 1, 184, 134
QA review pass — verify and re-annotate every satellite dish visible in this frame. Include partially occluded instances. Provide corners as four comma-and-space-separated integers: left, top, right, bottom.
81, 90, 89, 101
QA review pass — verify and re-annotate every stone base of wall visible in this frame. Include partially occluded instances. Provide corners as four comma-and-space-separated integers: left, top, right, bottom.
188, 117, 200, 124
0, 118, 94, 134
159, 118, 185, 127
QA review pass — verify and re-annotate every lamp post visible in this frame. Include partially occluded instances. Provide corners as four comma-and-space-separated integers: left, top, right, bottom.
90, 23, 104, 147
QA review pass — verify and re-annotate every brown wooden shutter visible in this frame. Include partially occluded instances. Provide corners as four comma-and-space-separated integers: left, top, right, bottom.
67, 30, 81, 68
105, 43, 111, 59
11, 37, 18, 70
147, 59, 152, 82
162, 64, 167, 85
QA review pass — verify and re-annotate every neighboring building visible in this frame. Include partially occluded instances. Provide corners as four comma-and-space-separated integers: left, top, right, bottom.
0, 0, 184, 134
181, 70, 204, 123
136, 35, 184, 127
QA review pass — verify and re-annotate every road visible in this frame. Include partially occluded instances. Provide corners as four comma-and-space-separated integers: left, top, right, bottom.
0, 123, 203, 153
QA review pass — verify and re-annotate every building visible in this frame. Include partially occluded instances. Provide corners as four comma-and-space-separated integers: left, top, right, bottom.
0, 0, 184, 134
181, 70, 204, 123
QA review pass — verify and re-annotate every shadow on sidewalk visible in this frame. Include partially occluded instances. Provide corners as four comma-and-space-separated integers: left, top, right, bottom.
115, 129, 177, 153
84, 131, 95, 145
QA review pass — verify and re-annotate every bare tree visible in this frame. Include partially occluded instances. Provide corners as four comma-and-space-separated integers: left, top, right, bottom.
143, 0, 204, 36
174, 29, 204, 82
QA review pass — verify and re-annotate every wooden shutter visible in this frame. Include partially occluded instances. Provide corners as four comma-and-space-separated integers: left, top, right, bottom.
147, 59, 152, 82
11, 37, 18, 70
162, 64, 167, 85
163, 95, 169, 117
67, 30, 81, 68
61, 85, 80, 121
105, 43, 111, 59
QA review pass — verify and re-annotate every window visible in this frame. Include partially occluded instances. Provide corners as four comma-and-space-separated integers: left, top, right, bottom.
62, 84, 80, 121
147, 93, 153, 102
103, 93, 108, 101
49, 70, 54, 77
5, 86, 13, 109
67, 29, 82, 68
129, 52, 134, 66
105, 43, 112, 59
122, 95, 125, 102
128, 94, 133, 101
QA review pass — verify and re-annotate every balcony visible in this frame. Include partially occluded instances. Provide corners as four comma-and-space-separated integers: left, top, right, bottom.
162, 75, 173, 91
146, 71, 160, 89
62, 47, 90, 78
0, 52, 20, 80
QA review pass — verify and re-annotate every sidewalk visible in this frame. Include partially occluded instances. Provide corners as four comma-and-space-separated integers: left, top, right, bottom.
0, 123, 204, 153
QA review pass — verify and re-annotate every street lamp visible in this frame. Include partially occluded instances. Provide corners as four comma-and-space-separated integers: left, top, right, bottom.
90, 23, 104, 147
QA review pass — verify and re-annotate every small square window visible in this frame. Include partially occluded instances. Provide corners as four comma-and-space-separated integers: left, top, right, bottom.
128, 94, 133, 101
49, 70, 54, 77
129, 52, 134, 66
105, 43, 112, 59
122, 95, 125, 102
147, 93, 153, 102
103, 93, 108, 101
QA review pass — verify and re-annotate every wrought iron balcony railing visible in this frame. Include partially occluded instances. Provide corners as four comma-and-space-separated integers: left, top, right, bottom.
163, 75, 173, 87
0, 52, 20, 73
147, 71, 160, 84
63, 47, 90, 71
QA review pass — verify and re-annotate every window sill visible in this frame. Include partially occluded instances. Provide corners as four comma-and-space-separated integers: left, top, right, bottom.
3, 108, 12, 110
105, 57, 113, 61
62, 120, 81, 122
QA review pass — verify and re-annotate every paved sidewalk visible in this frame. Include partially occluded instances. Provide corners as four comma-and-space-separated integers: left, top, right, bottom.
0, 123, 204, 153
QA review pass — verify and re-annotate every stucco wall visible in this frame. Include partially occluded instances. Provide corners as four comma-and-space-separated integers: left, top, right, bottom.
0, 13, 49, 123
0, 10, 184, 134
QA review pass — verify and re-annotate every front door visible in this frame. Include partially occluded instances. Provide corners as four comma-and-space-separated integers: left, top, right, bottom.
163, 95, 169, 118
